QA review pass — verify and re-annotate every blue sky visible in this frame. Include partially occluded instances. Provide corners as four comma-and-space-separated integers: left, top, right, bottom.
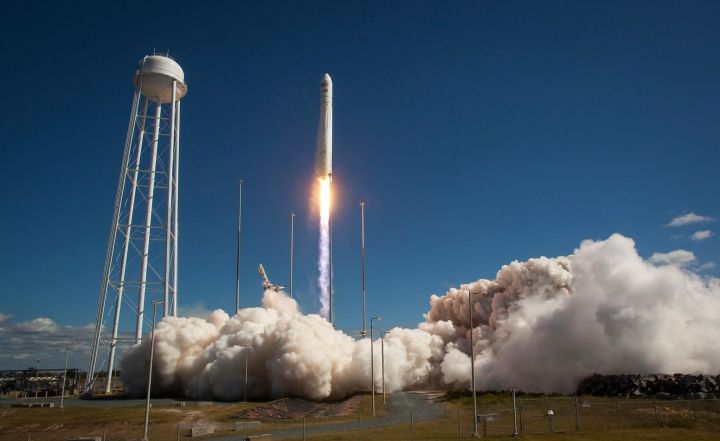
0, 1, 718, 367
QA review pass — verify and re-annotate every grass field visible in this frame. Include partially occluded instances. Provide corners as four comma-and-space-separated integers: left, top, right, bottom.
1, 392, 718, 440
305, 392, 720, 441
0, 394, 383, 441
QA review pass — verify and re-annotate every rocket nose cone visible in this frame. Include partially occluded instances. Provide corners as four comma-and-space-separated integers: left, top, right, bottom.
323, 73, 332, 83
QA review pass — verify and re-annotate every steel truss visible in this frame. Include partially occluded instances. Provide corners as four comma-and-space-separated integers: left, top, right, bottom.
87, 81, 181, 394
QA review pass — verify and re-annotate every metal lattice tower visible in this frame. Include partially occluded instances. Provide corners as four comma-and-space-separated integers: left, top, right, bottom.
87, 54, 187, 394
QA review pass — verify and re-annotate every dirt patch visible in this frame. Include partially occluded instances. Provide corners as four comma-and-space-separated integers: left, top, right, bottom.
232, 395, 362, 420
157, 408, 203, 424
43, 423, 64, 431
416, 391, 445, 404
233, 398, 317, 419
307, 395, 362, 417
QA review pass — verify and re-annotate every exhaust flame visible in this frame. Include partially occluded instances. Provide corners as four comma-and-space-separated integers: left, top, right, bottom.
318, 177, 331, 319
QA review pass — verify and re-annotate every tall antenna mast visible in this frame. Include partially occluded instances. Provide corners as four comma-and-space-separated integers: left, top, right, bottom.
290, 212, 295, 298
361, 201, 367, 338
236, 179, 243, 313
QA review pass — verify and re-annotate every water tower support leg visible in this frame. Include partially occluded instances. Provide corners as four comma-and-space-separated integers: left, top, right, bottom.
135, 102, 162, 342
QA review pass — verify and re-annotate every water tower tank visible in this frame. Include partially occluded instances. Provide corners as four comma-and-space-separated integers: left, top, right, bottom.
133, 54, 187, 103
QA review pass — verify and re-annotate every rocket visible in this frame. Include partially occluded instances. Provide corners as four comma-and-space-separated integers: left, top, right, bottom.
316, 73, 333, 180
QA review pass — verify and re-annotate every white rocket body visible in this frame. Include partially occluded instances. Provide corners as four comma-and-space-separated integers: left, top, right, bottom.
316, 73, 332, 180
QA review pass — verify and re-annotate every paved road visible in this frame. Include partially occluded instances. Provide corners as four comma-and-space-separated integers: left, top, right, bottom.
211, 391, 447, 440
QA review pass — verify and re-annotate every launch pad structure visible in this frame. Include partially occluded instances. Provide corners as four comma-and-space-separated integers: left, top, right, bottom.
87, 53, 187, 394
0, 368, 80, 398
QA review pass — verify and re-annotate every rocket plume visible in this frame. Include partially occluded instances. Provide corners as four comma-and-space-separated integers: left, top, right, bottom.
318, 177, 332, 319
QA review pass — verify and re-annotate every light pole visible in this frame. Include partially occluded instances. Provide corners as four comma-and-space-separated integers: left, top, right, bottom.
511, 387, 519, 437
35, 359, 40, 398
60, 345, 70, 408
143, 300, 164, 441
382, 330, 390, 405
469, 291, 479, 438
242, 344, 251, 402
370, 316, 382, 416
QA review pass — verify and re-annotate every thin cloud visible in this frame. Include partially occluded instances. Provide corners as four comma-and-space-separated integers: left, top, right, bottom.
666, 213, 714, 227
699, 262, 716, 271
649, 249, 696, 266
0, 314, 122, 371
177, 302, 213, 319
0, 313, 13, 325
691, 230, 714, 241
15, 317, 60, 333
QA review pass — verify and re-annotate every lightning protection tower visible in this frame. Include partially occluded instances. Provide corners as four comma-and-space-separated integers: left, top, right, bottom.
87, 53, 187, 394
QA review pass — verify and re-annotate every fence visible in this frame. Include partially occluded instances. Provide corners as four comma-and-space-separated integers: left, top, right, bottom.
188, 395, 720, 440
471, 395, 720, 438
6, 394, 719, 441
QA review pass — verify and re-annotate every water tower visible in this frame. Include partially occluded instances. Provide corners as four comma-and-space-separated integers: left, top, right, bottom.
87, 53, 187, 393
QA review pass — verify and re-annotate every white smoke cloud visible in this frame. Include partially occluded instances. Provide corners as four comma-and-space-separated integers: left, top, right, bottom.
120, 234, 720, 399
121, 291, 441, 400
691, 230, 714, 241
666, 212, 714, 227
448, 235, 720, 393
649, 249, 696, 266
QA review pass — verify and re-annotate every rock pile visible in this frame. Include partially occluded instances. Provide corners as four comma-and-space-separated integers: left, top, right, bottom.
576, 374, 720, 399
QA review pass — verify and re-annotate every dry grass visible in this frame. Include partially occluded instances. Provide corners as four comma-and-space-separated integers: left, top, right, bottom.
0, 394, 382, 441
1, 393, 718, 441
0, 403, 256, 441
305, 395, 720, 441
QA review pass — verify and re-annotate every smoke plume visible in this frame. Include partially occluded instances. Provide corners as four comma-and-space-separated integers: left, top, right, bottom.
120, 234, 720, 400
